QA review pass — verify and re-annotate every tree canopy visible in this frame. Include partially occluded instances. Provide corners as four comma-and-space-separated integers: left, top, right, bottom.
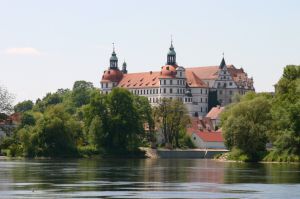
154, 98, 191, 149
0, 86, 14, 114
221, 65, 300, 162
221, 92, 272, 161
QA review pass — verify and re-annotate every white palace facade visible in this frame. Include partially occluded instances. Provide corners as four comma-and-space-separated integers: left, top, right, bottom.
100, 42, 254, 117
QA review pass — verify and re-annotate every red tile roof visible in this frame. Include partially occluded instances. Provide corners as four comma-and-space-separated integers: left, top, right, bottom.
194, 131, 224, 142
206, 106, 224, 120
101, 69, 123, 82
187, 117, 223, 142
102, 64, 252, 89
160, 65, 177, 78
185, 70, 208, 88
185, 64, 235, 80
117, 71, 160, 89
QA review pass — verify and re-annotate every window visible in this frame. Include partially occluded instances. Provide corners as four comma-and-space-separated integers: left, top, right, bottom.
201, 98, 202, 102
170, 88, 173, 93
205, 98, 207, 103
177, 80, 179, 85
170, 80, 173, 85
164, 80, 166, 85
219, 90, 223, 95
224, 83, 227, 88
105, 83, 108, 88
201, 89, 202, 94
180, 72, 182, 77
144, 90, 146, 94
229, 90, 233, 95
147, 90, 149, 94
201, 107, 202, 112
229, 82, 233, 86
150, 90, 152, 94
218, 82, 221, 87
163, 88, 166, 93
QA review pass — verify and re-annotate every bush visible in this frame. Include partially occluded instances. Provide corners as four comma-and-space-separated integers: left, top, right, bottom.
78, 145, 99, 157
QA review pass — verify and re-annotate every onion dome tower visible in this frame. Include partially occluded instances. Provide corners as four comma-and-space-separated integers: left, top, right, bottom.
109, 43, 118, 69
101, 43, 123, 82
121, 60, 128, 74
167, 38, 177, 66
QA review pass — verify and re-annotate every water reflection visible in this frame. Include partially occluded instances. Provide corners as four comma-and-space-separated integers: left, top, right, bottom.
0, 159, 299, 198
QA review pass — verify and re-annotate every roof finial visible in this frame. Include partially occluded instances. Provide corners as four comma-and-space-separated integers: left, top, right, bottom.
222, 52, 224, 58
112, 42, 115, 52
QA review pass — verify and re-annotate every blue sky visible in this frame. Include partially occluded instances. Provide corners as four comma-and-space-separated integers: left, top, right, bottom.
1, 0, 299, 103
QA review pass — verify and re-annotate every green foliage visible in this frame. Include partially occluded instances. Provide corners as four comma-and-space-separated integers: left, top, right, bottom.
20, 112, 36, 127
14, 100, 33, 113
154, 98, 190, 148
221, 92, 272, 161
178, 130, 195, 149
221, 65, 300, 162
106, 88, 144, 152
72, 80, 94, 107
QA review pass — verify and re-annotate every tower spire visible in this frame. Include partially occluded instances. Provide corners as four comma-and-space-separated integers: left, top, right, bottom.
167, 36, 176, 66
122, 59, 127, 74
219, 52, 226, 69
109, 42, 118, 69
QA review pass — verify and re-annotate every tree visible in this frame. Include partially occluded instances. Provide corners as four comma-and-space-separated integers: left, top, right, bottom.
155, 98, 190, 148
72, 81, 94, 107
132, 95, 155, 143
34, 105, 79, 157
0, 86, 14, 114
14, 100, 34, 113
221, 92, 272, 161
84, 88, 146, 154
20, 112, 36, 127
267, 65, 300, 161
106, 88, 144, 152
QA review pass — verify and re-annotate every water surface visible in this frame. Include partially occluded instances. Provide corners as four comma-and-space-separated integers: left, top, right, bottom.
0, 159, 299, 198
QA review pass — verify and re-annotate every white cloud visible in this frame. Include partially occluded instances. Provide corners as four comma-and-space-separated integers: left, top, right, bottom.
5, 47, 41, 56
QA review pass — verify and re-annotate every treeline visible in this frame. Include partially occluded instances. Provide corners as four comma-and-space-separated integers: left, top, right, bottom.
0, 81, 191, 158
221, 65, 300, 162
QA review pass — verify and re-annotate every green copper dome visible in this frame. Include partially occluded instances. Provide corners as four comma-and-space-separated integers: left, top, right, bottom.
167, 44, 176, 56
110, 51, 118, 61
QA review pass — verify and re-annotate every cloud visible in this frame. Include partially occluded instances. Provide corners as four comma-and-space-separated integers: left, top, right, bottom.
5, 47, 41, 56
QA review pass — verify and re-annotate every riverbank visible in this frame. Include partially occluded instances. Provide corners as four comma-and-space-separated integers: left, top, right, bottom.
142, 147, 228, 159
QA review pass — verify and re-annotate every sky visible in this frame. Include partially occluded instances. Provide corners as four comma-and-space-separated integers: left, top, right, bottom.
0, 0, 300, 104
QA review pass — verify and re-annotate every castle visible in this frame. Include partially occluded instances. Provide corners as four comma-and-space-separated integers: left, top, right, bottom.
100, 41, 254, 116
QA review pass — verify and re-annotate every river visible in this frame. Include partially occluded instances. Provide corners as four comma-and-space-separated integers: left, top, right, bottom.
0, 159, 299, 198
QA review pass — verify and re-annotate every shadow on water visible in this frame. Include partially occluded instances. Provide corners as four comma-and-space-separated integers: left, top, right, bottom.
0, 158, 299, 198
